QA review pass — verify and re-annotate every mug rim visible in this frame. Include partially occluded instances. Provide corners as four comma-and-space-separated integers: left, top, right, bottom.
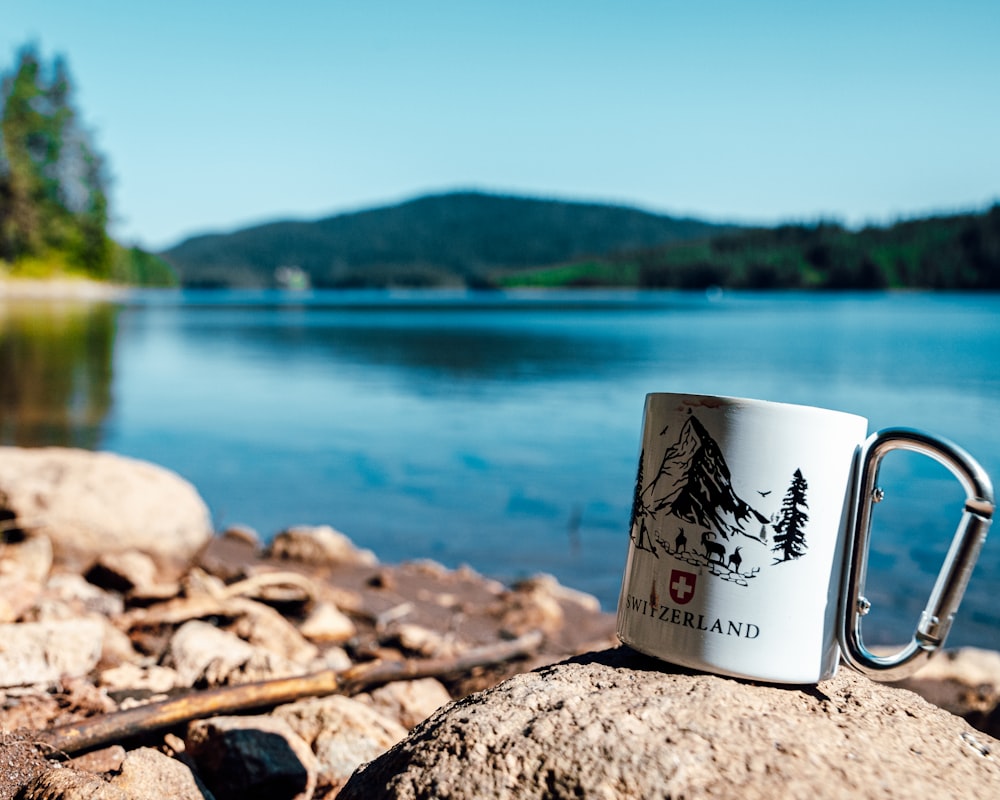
644, 392, 868, 426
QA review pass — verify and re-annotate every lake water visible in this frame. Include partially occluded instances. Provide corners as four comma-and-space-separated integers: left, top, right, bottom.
2, 289, 999, 650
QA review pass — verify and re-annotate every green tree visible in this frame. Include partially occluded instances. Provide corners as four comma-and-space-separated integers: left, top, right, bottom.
0, 44, 111, 277
0, 47, 45, 260
772, 469, 809, 562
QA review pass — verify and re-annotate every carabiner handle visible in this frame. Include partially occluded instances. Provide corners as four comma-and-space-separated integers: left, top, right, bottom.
840, 428, 994, 680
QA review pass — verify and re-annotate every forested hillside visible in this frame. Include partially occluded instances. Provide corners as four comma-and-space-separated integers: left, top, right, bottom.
164, 190, 999, 290
161, 192, 732, 288
617, 206, 1000, 290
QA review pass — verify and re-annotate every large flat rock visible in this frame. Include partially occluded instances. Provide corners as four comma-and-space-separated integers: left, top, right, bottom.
0, 447, 212, 575
342, 647, 1000, 799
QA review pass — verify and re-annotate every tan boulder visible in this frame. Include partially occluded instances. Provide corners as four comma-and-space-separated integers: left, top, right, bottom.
0, 447, 212, 576
341, 647, 1000, 800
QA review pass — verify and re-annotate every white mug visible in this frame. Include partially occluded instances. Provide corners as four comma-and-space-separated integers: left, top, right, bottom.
616, 393, 994, 684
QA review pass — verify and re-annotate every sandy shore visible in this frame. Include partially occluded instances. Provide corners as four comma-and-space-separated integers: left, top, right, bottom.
0, 277, 130, 300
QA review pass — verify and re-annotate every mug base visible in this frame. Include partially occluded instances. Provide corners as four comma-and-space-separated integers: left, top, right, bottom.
616, 633, 838, 685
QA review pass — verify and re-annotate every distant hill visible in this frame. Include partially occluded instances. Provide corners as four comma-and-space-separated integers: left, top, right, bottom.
160, 191, 735, 288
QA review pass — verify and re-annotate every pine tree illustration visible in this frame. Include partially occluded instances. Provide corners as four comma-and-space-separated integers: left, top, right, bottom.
629, 450, 657, 555
630, 451, 645, 529
772, 469, 809, 562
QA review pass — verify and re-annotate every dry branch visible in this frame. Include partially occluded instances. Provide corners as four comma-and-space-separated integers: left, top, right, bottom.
39, 630, 543, 757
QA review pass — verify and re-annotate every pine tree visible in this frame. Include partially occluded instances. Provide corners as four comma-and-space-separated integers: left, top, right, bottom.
772, 468, 809, 562
0, 47, 46, 260
0, 44, 111, 276
629, 450, 656, 553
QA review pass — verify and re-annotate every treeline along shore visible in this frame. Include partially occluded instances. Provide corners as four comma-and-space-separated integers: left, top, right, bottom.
162, 191, 1000, 292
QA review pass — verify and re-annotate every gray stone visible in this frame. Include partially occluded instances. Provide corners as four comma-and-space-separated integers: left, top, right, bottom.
164, 620, 305, 687
41, 573, 125, 619
0, 575, 42, 624
220, 525, 262, 549
15, 767, 131, 799
85, 550, 179, 601
0, 447, 212, 576
68, 745, 127, 775
341, 647, 1000, 800
0, 534, 51, 623
497, 580, 565, 637
298, 601, 356, 644
0, 619, 103, 687
223, 598, 319, 666
110, 747, 214, 800
99, 662, 180, 695
165, 620, 258, 686
0, 533, 52, 583
897, 646, 1000, 739
273, 695, 407, 796
384, 623, 460, 658
512, 573, 602, 613
360, 677, 453, 729
266, 525, 376, 567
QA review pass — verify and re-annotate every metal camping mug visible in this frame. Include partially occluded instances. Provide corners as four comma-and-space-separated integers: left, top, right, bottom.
616, 393, 994, 684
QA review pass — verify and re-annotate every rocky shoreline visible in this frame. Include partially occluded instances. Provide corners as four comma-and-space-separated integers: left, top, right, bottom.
0, 447, 998, 798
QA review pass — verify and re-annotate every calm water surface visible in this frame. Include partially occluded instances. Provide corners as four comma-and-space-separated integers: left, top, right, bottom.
3, 289, 999, 649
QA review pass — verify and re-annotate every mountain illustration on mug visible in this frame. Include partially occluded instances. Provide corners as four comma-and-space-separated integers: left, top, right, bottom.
629, 412, 810, 586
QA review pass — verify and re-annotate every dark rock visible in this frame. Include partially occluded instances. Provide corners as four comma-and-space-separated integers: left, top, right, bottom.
186, 715, 317, 800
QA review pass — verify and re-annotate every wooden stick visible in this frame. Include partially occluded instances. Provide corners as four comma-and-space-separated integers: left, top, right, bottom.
39, 630, 543, 756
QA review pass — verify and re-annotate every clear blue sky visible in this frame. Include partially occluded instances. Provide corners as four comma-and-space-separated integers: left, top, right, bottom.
3, 1, 998, 251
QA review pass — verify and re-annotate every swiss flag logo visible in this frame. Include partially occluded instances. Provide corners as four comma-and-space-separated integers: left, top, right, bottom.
669, 569, 697, 605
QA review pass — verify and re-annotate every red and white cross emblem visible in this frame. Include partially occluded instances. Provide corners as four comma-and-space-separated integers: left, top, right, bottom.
669, 569, 697, 605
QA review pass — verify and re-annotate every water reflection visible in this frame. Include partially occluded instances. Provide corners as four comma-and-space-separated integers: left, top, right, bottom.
0, 299, 117, 449
122, 289, 698, 389
229, 315, 641, 388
